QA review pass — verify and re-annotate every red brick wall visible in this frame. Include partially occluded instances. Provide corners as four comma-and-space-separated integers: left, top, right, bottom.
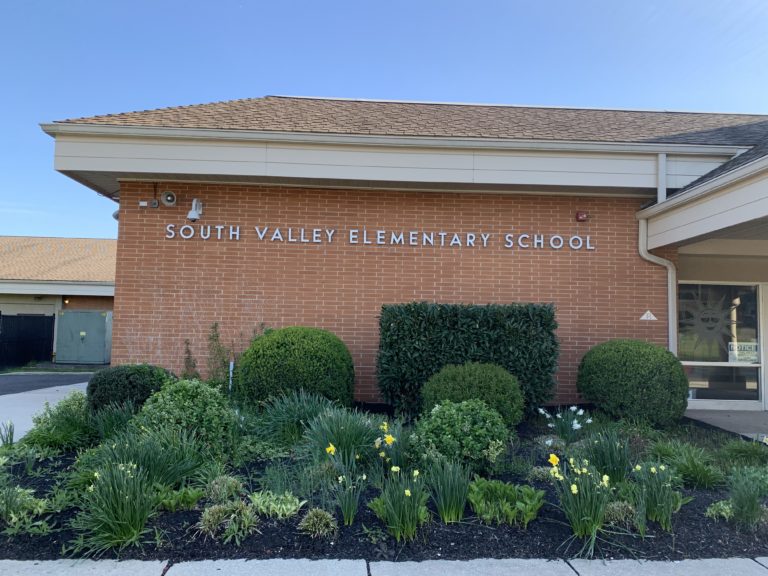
113, 182, 674, 404
62, 296, 114, 311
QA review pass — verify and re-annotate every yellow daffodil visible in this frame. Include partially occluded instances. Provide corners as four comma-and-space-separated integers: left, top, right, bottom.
601, 474, 610, 487
570, 484, 578, 495
650, 467, 657, 474
413, 470, 420, 478
391, 465, 401, 473
659, 465, 666, 471
379, 451, 386, 458
326, 442, 336, 456
548, 454, 560, 467
404, 489, 411, 497
380, 421, 388, 433
634, 465, 642, 471
581, 467, 588, 474
384, 434, 396, 446
338, 475, 344, 484
569, 457, 575, 466
362, 474, 367, 481
355, 454, 360, 460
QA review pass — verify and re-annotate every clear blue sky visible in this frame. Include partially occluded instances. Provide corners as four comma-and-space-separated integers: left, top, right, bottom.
2, 0, 767, 239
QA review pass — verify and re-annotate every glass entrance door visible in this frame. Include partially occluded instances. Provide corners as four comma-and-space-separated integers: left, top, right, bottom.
678, 283, 761, 403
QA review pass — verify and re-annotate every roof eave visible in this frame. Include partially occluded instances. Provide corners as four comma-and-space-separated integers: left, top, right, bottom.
40, 122, 751, 156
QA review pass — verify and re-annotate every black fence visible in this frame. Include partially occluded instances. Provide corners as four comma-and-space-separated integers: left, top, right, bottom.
0, 314, 55, 368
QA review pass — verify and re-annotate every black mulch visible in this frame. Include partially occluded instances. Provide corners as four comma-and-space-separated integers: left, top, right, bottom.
1, 450, 767, 562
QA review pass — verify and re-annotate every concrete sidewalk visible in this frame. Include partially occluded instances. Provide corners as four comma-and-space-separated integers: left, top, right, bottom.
2, 557, 768, 575
0, 381, 88, 439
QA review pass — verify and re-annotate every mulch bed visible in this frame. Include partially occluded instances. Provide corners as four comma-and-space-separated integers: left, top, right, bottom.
2, 450, 767, 562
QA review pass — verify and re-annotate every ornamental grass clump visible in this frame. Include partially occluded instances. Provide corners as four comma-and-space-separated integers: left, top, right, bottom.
547, 453, 612, 557
298, 508, 338, 539
468, 477, 544, 529
631, 463, 686, 532
69, 463, 156, 557
717, 439, 768, 471
580, 428, 632, 484
258, 390, 337, 448
728, 466, 768, 530
303, 407, 378, 465
426, 459, 471, 524
206, 475, 244, 504
538, 406, 592, 445
649, 441, 724, 489
369, 467, 429, 542
197, 500, 260, 545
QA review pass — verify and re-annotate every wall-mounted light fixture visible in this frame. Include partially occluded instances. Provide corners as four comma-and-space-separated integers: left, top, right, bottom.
187, 199, 203, 222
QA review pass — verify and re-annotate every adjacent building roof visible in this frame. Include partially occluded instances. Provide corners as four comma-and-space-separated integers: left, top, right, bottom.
57, 96, 768, 146
0, 237, 116, 283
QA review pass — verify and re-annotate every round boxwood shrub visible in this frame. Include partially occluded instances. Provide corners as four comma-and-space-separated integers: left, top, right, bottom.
133, 379, 235, 456
86, 364, 176, 413
577, 339, 688, 427
409, 399, 509, 473
421, 362, 524, 429
236, 327, 354, 408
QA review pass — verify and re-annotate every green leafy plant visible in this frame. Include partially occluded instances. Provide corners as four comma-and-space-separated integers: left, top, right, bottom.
206, 322, 231, 392
157, 486, 204, 512
369, 467, 429, 542
580, 428, 631, 484
181, 338, 201, 380
0, 484, 49, 535
538, 406, 593, 444
303, 406, 378, 464
70, 427, 205, 491
197, 500, 260, 545
729, 466, 768, 530
298, 508, 338, 539
134, 379, 236, 456
258, 390, 337, 448
69, 463, 156, 557
548, 455, 612, 556
0, 421, 14, 448
425, 459, 470, 524
577, 339, 688, 427
237, 326, 355, 408
603, 500, 636, 529
631, 463, 686, 532
24, 391, 96, 450
89, 400, 136, 440
86, 364, 175, 413
409, 400, 509, 473
649, 441, 724, 489
206, 475, 244, 504
717, 439, 768, 470
376, 302, 558, 418
467, 477, 544, 529
248, 490, 306, 519
421, 363, 524, 428
705, 499, 734, 522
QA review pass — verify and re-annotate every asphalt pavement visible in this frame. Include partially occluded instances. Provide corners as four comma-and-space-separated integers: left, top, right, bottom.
0, 372, 93, 396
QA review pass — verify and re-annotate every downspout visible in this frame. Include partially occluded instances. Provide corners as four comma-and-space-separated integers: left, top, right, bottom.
638, 219, 678, 355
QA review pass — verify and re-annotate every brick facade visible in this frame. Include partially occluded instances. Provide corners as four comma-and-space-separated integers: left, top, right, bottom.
112, 181, 674, 403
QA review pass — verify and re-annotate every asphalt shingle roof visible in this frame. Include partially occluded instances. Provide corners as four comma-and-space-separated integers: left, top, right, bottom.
57, 96, 768, 146
0, 237, 116, 283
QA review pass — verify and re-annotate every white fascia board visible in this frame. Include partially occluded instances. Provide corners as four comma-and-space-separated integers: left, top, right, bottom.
637, 153, 768, 219
0, 281, 114, 297
41, 122, 749, 156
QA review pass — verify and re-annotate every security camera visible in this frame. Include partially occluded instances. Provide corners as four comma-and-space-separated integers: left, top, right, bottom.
161, 191, 177, 207
187, 199, 203, 222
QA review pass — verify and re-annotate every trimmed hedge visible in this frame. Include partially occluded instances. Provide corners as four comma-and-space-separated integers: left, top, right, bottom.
421, 362, 524, 428
236, 326, 355, 408
86, 364, 176, 413
377, 302, 558, 418
577, 339, 688, 427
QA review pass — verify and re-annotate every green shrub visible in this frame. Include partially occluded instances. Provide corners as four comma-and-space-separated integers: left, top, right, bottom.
157, 486, 204, 512
298, 508, 338, 539
86, 364, 175, 413
421, 363, 524, 428
134, 379, 236, 456
410, 400, 509, 473
577, 339, 688, 427
206, 475, 244, 504
24, 392, 95, 450
237, 326, 354, 408
70, 463, 156, 557
377, 303, 558, 418
468, 477, 544, 529
258, 390, 337, 448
